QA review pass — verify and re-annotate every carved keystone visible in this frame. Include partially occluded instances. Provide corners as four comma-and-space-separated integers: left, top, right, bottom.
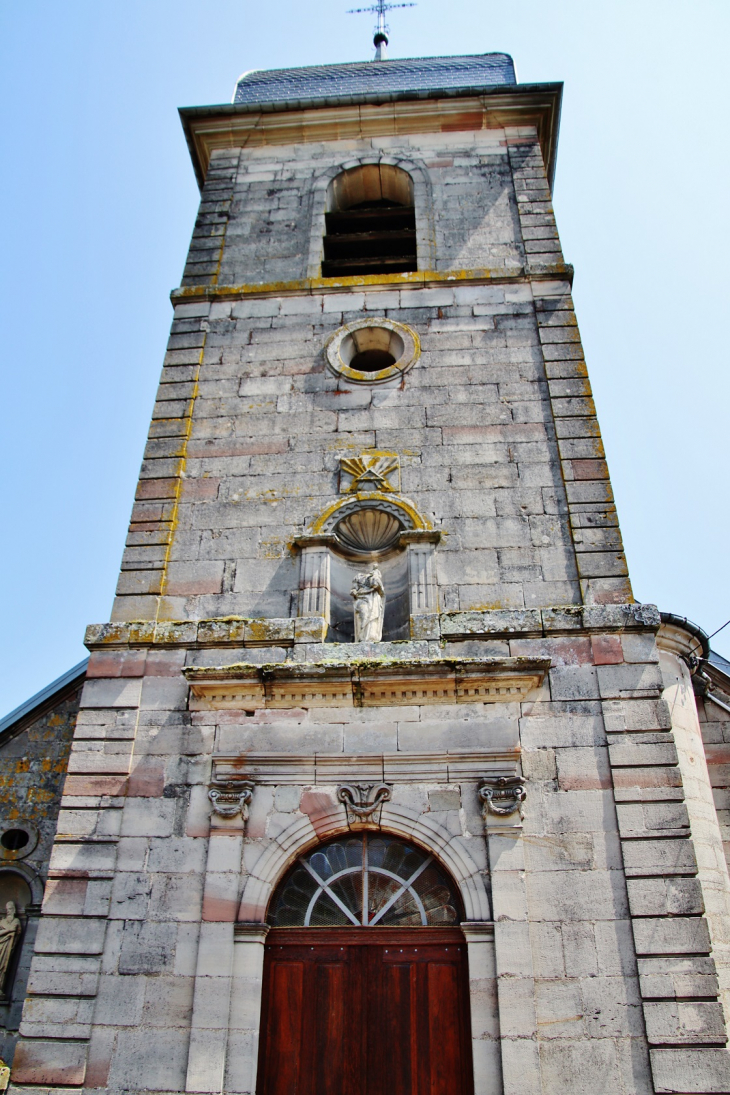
477, 776, 526, 819
337, 783, 392, 827
208, 779, 254, 821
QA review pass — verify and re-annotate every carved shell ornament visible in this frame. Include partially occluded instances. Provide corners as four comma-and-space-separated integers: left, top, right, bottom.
335, 508, 402, 553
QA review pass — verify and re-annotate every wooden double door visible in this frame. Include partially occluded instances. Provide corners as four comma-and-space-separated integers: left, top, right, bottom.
257, 927, 474, 1095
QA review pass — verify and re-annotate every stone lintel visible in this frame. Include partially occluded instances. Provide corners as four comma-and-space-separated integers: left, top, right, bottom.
184, 657, 548, 711
212, 752, 520, 785
293, 529, 441, 551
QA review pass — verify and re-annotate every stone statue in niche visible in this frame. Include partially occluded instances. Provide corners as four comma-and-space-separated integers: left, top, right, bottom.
0, 902, 21, 990
351, 564, 385, 642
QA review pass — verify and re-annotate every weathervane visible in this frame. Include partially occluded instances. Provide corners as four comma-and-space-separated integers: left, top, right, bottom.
348, 0, 417, 61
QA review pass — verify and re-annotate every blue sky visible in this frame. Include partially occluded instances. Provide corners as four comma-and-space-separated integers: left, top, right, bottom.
0, 0, 728, 716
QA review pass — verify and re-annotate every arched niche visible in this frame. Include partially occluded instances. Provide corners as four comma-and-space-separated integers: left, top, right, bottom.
0, 870, 31, 999
297, 493, 439, 642
0, 871, 32, 915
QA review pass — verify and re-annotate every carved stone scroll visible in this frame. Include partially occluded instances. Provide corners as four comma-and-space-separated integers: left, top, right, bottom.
337, 782, 392, 827
208, 779, 254, 821
477, 776, 526, 819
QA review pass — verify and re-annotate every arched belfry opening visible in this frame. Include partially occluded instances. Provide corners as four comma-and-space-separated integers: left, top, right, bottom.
321, 164, 417, 278
256, 834, 474, 1095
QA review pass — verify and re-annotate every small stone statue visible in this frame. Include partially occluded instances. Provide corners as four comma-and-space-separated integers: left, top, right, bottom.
351, 563, 385, 642
0, 902, 21, 990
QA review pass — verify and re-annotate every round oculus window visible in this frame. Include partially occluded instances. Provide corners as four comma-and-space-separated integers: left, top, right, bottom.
1, 831, 29, 852
324, 318, 419, 385
0, 823, 38, 860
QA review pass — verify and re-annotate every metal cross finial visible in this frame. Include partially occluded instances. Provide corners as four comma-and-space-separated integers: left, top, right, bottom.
347, 0, 417, 60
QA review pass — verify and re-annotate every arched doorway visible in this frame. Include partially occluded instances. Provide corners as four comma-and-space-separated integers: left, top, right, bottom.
256, 834, 474, 1095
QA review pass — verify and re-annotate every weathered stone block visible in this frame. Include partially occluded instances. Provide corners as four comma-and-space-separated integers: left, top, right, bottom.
632, 918, 711, 956
626, 877, 703, 917
11, 1039, 88, 1086
638, 957, 719, 1000
651, 1048, 730, 1092
621, 838, 697, 877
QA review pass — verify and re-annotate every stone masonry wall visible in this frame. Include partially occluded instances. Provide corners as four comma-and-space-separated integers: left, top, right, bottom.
0, 684, 83, 1063
113, 127, 630, 626
185, 130, 525, 289
11, 102, 729, 1095
698, 684, 730, 874
8, 608, 679, 1095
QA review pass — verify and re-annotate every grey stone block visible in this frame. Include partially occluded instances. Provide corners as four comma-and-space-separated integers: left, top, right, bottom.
638, 957, 719, 1000
627, 878, 704, 917
621, 838, 697, 877
632, 918, 711, 956
118, 921, 178, 975
651, 1048, 730, 1092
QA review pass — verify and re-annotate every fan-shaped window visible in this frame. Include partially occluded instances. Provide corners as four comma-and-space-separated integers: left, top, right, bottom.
268, 833, 460, 927
322, 165, 417, 278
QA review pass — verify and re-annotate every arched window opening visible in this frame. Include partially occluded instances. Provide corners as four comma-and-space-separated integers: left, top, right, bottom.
268, 833, 461, 927
322, 164, 417, 278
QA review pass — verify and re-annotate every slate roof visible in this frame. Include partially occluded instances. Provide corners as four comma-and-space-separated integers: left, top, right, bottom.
0, 658, 88, 739
233, 53, 516, 106
709, 649, 730, 681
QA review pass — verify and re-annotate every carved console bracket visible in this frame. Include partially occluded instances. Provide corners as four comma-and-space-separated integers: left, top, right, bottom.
208, 778, 254, 821
185, 657, 548, 712
477, 775, 526, 819
337, 782, 392, 827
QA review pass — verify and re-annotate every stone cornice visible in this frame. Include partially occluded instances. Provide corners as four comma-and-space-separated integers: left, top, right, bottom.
184, 657, 549, 710
170, 263, 575, 305
656, 622, 706, 667
86, 604, 660, 650
179, 82, 562, 190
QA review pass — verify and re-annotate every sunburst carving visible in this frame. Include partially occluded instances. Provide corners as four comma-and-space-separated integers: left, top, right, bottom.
339, 452, 399, 493
334, 508, 402, 554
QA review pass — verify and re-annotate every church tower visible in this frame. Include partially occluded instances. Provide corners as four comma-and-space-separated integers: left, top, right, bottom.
9, 47, 730, 1095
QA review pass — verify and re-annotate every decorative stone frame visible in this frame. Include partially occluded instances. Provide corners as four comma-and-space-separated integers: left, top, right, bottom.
0, 822, 39, 863
295, 490, 440, 638
0, 862, 43, 906
0, 863, 43, 1004
184, 802, 497, 1095
324, 317, 420, 386
306, 155, 436, 278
